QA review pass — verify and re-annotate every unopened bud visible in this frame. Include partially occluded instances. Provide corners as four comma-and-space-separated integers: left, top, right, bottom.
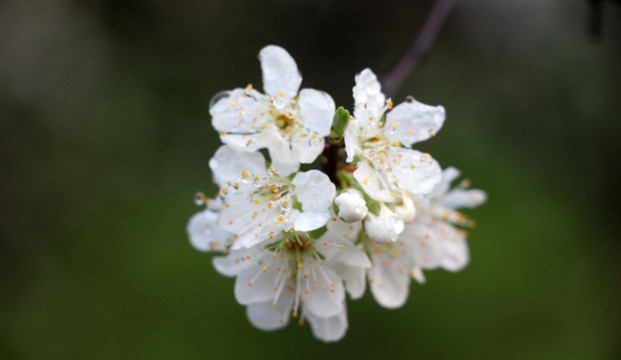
394, 192, 416, 222
335, 189, 368, 222
364, 204, 404, 242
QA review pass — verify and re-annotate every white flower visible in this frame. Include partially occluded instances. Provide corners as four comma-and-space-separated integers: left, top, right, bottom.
212, 229, 369, 342
410, 167, 487, 272
344, 68, 445, 201
364, 203, 404, 243
210, 45, 335, 176
334, 188, 368, 222
210, 145, 336, 250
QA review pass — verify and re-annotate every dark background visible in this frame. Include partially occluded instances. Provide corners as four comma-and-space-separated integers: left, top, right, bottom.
1, 0, 620, 359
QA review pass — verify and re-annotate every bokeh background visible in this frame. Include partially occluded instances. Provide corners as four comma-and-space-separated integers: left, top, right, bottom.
1, 0, 620, 359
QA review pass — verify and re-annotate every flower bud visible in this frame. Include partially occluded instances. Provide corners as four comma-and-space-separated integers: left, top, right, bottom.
364, 204, 404, 242
335, 189, 369, 222
393, 192, 416, 222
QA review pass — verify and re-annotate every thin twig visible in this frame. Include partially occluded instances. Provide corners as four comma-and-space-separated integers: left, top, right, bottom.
381, 0, 458, 98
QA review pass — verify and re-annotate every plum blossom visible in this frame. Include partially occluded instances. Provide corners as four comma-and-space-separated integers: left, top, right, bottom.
363, 167, 485, 309
212, 228, 369, 342
409, 167, 487, 272
210, 145, 336, 250
210, 45, 335, 176
185, 45, 486, 342
345, 68, 445, 202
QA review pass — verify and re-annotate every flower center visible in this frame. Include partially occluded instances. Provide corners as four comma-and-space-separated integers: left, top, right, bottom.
274, 113, 295, 130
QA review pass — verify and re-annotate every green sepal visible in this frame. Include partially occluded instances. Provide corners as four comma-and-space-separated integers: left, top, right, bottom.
366, 197, 381, 216
332, 202, 340, 216
308, 226, 327, 239
329, 107, 351, 139
292, 199, 303, 211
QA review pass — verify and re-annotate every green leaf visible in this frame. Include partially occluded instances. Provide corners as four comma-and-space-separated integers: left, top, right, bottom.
329, 106, 350, 139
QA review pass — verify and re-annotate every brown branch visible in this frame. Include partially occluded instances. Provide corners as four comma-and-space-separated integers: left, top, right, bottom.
381, 0, 459, 98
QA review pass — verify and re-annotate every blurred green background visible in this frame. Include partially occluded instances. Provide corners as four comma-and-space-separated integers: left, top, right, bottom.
1, 0, 620, 359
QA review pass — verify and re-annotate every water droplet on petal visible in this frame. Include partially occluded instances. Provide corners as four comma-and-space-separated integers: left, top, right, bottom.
194, 192, 206, 206
273, 96, 288, 110
405, 96, 414, 103
312, 137, 323, 147
209, 91, 232, 111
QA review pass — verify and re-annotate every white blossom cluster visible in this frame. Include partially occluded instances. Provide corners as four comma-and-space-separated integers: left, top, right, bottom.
187, 45, 486, 342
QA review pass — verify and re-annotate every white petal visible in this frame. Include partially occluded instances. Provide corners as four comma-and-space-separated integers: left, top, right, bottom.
235, 263, 281, 305
368, 260, 410, 309
441, 189, 487, 210
319, 233, 370, 268
353, 159, 394, 202
389, 147, 442, 195
186, 210, 232, 252
259, 45, 302, 98
326, 214, 362, 241
246, 289, 295, 331
352, 68, 386, 120
327, 261, 367, 300
292, 170, 336, 211
406, 221, 445, 269
301, 266, 344, 318
298, 88, 335, 136
306, 306, 348, 342
294, 210, 329, 232
412, 267, 426, 284
430, 166, 461, 198
220, 133, 267, 153
212, 245, 265, 277
210, 88, 266, 133
264, 126, 300, 176
344, 119, 363, 163
364, 204, 404, 243
441, 236, 470, 272
209, 145, 266, 188
385, 101, 445, 147
290, 133, 325, 164
219, 192, 288, 250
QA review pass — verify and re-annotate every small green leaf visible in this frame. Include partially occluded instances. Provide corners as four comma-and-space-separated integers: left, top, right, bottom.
329, 107, 351, 139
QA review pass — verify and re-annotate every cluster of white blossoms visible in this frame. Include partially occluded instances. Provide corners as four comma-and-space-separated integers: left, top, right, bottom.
187, 45, 486, 342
